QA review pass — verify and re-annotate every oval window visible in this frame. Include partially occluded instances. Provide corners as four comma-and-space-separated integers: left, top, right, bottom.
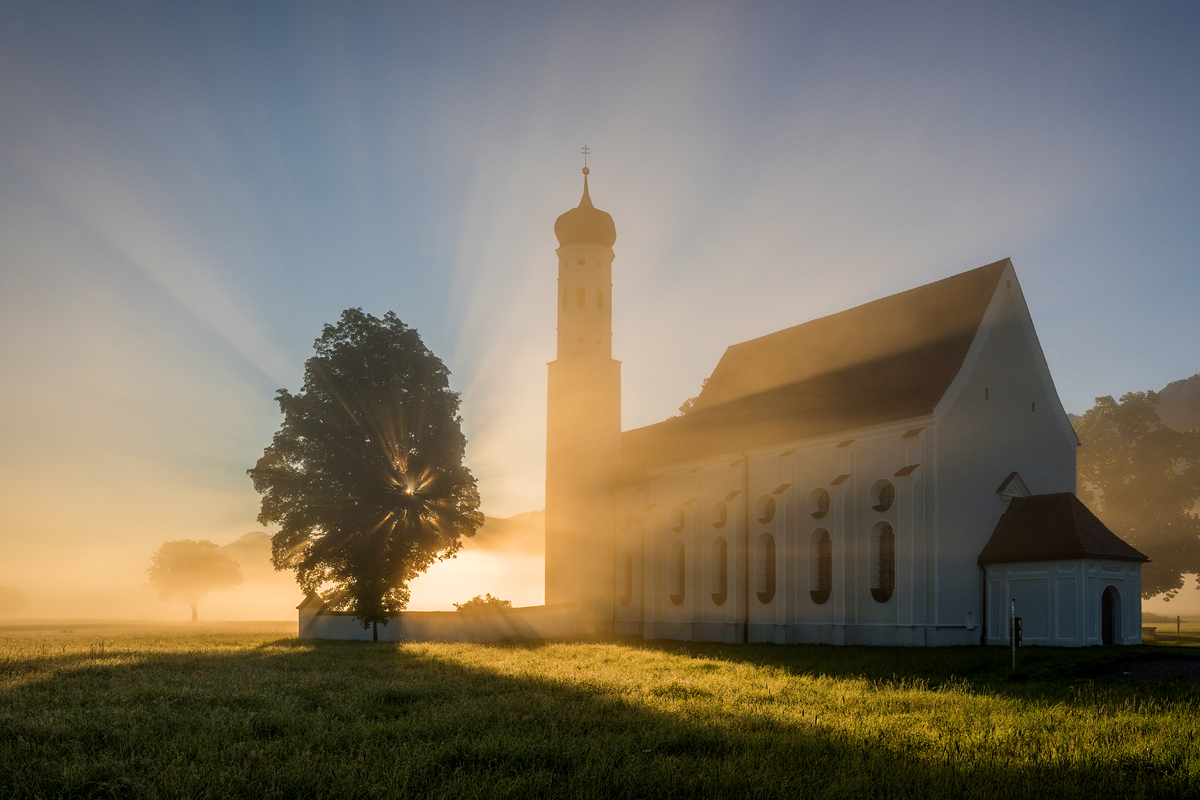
809, 488, 830, 519
756, 532, 776, 604
810, 528, 832, 605
870, 522, 895, 603
756, 495, 776, 524
669, 541, 685, 606
871, 480, 895, 513
711, 537, 728, 606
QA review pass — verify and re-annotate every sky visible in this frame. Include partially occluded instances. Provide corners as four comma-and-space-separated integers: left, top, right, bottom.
2, 1, 1198, 618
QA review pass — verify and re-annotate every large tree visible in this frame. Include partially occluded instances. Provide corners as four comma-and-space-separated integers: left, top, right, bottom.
147, 540, 243, 621
1075, 391, 1200, 599
248, 309, 483, 638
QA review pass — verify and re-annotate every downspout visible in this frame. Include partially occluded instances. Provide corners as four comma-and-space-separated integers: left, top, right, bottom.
741, 451, 750, 644
979, 567, 986, 646
610, 481, 618, 637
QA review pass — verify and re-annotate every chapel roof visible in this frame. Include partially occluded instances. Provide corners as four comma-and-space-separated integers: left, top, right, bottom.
618, 259, 1009, 475
554, 172, 616, 248
977, 493, 1149, 564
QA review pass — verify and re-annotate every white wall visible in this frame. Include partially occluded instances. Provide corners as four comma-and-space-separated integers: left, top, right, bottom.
984, 560, 1142, 646
935, 269, 1077, 642
299, 603, 578, 642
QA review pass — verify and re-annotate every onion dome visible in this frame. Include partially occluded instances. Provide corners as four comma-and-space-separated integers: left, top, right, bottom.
554, 168, 616, 248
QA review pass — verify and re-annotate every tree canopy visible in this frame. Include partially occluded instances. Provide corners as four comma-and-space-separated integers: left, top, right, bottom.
453, 593, 512, 614
147, 540, 243, 621
1075, 391, 1200, 599
248, 309, 483, 634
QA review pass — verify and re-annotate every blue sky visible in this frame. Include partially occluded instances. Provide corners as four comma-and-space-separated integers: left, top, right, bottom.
2, 2, 1198, 615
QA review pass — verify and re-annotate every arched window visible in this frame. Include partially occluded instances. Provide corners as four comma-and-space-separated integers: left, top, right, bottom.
576, 286, 586, 308
809, 487, 830, 519
756, 494, 776, 524
710, 537, 728, 606
756, 532, 776, 604
810, 528, 831, 604
669, 541, 685, 606
870, 522, 895, 602
618, 552, 633, 607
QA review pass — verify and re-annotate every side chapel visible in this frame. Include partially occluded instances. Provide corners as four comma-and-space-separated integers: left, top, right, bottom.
545, 168, 1147, 646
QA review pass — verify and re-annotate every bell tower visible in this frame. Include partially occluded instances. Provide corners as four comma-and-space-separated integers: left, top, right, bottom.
545, 157, 621, 633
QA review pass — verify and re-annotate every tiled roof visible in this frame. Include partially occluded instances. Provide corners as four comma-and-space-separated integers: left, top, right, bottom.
618, 260, 1008, 475
977, 493, 1149, 565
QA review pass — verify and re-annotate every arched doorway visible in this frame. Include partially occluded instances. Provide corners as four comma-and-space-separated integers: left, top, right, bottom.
1101, 586, 1121, 645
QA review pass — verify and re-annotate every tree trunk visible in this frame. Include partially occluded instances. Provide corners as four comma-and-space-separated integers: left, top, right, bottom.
373, 620, 378, 642
188, 599, 198, 622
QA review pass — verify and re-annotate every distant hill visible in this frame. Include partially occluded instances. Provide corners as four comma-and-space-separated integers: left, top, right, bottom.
1157, 374, 1200, 431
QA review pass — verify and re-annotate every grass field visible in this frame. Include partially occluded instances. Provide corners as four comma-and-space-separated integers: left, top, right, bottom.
1143, 617, 1200, 646
2, 622, 1199, 799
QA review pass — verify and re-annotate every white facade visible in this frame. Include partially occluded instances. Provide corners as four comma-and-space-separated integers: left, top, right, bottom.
298, 596, 579, 642
546, 178, 1144, 647
984, 560, 1143, 646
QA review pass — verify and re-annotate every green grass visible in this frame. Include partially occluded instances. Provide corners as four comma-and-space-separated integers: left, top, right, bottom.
2, 623, 1198, 799
1143, 618, 1200, 646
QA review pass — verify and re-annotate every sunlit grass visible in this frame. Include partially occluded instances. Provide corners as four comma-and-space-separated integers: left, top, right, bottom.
1, 624, 1197, 799
1143, 618, 1200, 646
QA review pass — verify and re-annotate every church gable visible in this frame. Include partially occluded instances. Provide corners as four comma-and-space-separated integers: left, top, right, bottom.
620, 260, 1009, 474
694, 259, 1008, 411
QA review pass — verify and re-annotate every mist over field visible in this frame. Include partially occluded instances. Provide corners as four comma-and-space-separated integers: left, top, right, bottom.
1, 4, 1198, 624
3, 513, 544, 621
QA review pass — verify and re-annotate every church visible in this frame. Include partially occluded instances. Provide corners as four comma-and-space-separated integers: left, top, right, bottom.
545, 168, 1148, 647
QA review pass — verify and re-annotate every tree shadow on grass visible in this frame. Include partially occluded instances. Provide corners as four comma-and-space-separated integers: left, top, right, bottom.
1, 634, 1196, 799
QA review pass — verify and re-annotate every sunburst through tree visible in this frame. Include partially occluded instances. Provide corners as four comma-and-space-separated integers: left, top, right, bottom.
249, 308, 483, 638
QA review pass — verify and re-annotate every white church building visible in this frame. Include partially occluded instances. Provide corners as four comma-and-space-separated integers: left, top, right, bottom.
545, 169, 1147, 647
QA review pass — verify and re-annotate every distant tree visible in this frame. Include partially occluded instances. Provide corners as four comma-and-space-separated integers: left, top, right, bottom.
248, 309, 483, 640
676, 378, 709, 416
453, 593, 512, 614
0, 587, 29, 617
1075, 391, 1200, 599
147, 540, 243, 621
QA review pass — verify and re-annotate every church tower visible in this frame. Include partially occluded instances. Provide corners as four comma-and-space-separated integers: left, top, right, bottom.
545, 163, 621, 633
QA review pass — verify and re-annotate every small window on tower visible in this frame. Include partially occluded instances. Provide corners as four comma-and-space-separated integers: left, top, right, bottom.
576, 287, 585, 308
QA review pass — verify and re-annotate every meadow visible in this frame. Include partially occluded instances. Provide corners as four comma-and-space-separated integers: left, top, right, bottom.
1, 621, 1198, 799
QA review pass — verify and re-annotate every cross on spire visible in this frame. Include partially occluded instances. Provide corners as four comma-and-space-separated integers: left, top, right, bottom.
581, 145, 590, 175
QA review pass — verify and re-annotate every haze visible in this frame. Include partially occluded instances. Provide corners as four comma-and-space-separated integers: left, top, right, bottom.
2, 3, 1198, 619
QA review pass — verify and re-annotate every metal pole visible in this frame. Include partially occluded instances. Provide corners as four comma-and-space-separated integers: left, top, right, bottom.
1011, 598, 1016, 671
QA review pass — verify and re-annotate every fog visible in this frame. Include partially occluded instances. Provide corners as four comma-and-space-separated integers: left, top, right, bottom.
0, 513, 545, 621
2, 4, 1199, 622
